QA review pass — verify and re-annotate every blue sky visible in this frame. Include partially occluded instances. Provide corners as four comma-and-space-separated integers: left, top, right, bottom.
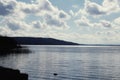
0, 0, 120, 44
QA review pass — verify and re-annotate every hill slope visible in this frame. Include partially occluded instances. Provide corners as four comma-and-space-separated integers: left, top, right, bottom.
13, 37, 79, 45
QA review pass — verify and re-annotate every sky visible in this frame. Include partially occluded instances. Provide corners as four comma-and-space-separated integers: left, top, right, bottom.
0, 0, 120, 44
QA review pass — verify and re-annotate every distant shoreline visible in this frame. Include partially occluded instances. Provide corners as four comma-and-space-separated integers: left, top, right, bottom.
13, 37, 120, 46
13, 37, 79, 45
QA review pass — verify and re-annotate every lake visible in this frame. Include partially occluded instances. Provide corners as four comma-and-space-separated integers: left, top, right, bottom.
0, 45, 120, 80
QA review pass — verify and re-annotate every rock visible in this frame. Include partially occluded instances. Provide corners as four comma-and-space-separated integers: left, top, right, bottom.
0, 66, 28, 80
53, 73, 58, 76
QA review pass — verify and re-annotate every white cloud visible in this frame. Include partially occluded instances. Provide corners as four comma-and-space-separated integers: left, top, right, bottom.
73, 9, 87, 17
44, 14, 69, 29
114, 17, 120, 25
102, 0, 119, 13
32, 21, 42, 29
69, 10, 74, 16
85, 0, 106, 16
21, 0, 70, 18
0, 0, 16, 16
0, 26, 11, 36
21, 0, 71, 21
76, 0, 120, 16
75, 16, 92, 27
0, 0, 26, 19
75, 16, 112, 28
21, 0, 70, 29
100, 20, 112, 28
21, 0, 55, 14
2, 17, 31, 31
0, 0, 71, 37
59, 10, 70, 20
73, 14, 120, 44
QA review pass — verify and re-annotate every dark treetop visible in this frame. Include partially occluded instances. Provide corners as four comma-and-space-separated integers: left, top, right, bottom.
0, 36, 21, 51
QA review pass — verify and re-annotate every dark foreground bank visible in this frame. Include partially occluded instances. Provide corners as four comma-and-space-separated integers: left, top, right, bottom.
0, 66, 28, 80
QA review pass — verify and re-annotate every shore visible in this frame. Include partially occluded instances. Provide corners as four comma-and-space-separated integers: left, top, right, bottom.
0, 66, 28, 80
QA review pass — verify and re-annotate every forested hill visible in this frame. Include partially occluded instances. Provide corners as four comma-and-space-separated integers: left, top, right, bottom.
13, 37, 79, 45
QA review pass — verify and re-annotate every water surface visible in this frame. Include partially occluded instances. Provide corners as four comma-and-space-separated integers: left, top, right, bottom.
0, 45, 120, 80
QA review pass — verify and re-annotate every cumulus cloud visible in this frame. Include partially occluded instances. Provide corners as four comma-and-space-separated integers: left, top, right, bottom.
0, 26, 12, 36
85, 0, 106, 15
0, 0, 70, 37
75, 16, 92, 27
21, 0, 70, 29
102, 0, 119, 12
75, 16, 112, 28
76, 0, 120, 16
32, 21, 42, 29
114, 17, 120, 25
44, 14, 69, 29
69, 10, 74, 16
21, 0, 69, 17
2, 17, 30, 31
59, 10, 70, 20
0, 17, 46, 36
21, 0, 55, 14
0, 0, 26, 19
0, 0, 16, 16
86, 0, 120, 15
100, 20, 112, 28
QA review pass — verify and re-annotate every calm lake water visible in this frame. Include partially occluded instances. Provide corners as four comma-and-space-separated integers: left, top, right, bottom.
0, 45, 120, 80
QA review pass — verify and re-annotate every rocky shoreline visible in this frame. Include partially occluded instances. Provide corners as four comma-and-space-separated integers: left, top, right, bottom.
0, 66, 28, 80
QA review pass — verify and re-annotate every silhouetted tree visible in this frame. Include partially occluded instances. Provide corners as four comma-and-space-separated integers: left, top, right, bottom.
0, 35, 21, 51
